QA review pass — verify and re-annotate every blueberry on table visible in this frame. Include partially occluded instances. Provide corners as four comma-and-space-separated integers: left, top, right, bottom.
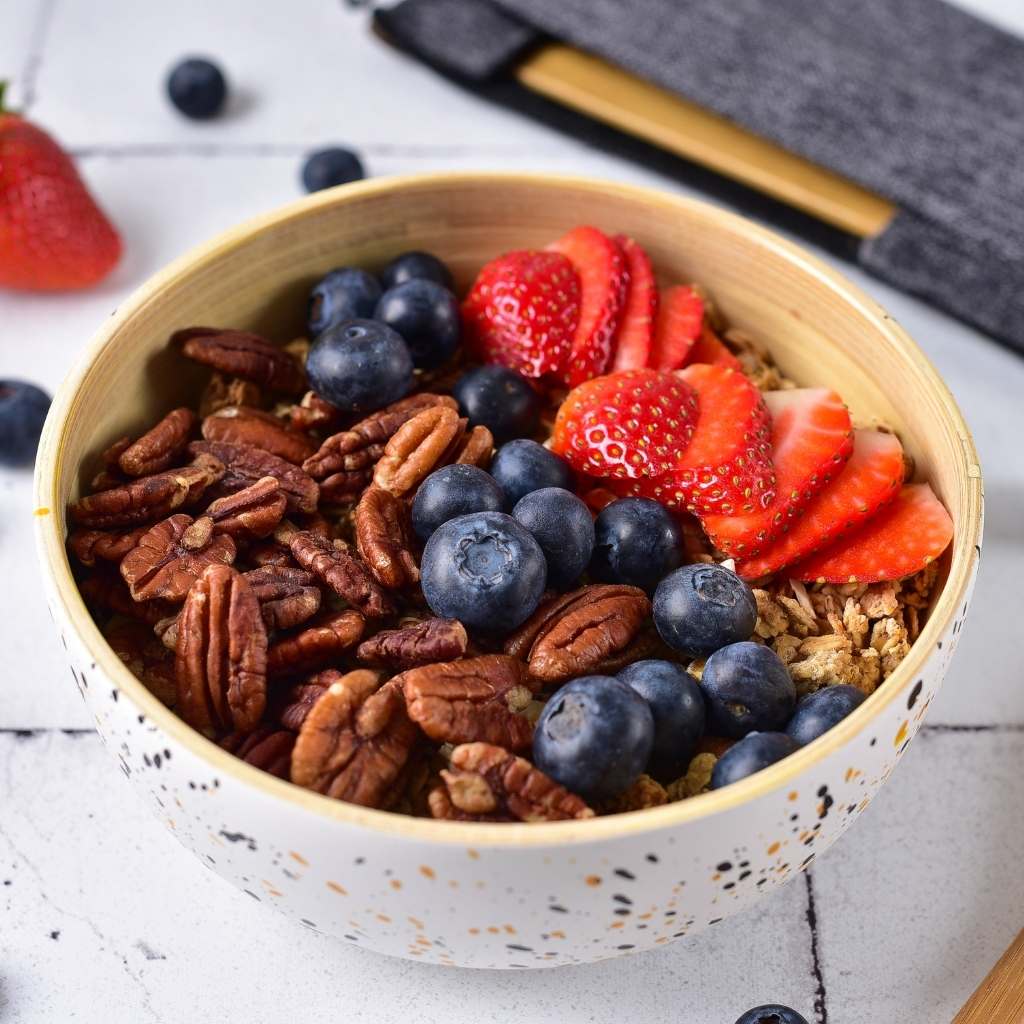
512, 487, 594, 590
534, 676, 655, 803
590, 497, 683, 594
701, 641, 796, 738
653, 562, 757, 656
301, 147, 365, 193
381, 250, 454, 291
307, 268, 382, 337
166, 57, 227, 119
420, 511, 546, 631
453, 365, 539, 444
412, 464, 505, 541
786, 684, 866, 747
734, 1004, 810, 1024
0, 380, 51, 466
490, 439, 574, 509
617, 659, 706, 780
374, 279, 460, 369
711, 732, 797, 790
305, 319, 413, 413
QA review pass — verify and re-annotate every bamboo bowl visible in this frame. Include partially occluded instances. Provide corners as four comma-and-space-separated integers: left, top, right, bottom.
34, 173, 982, 968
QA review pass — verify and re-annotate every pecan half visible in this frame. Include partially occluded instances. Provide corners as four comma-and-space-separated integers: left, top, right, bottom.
175, 564, 267, 736
118, 407, 196, 477
103, 617, 177, 706
290, 673, 417, 807
432, 743, 594, 822
120, 514, 236, 602
454, 425, 494, 469
67, 525, 150, 567
357, 617, 467, 669
372, 405, 462, 496
289, 530, 393, 618
246, 540, 296, 568
354, 486, 419, 589
243, 565, 322, 631
505, 584, 651, 683
201, 406, 315, 465
399, 655, 536, 750
267, 609, 365, 677
199, 373, 263, 418
275, 669, 341, 731
68, 456, 224, 529
202, 476, 287, 538
176, 327, 305, 394
190, 440, 319, 514
428, 784, 510, 822
220, 727, 295, 780
289, 391, 346, 435
89, 437, 130, 491
79, 571, 175, 626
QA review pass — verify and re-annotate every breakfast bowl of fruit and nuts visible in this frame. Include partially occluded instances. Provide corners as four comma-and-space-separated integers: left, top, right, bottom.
34, 173, 981, 968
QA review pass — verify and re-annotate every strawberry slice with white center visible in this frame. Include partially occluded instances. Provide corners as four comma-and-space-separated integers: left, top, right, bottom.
547, 226, 629, 387
622, 363, 775, 514
701, 388, 853, 558
736, 429, 907, 580
611, 235, 658, 371
789, 482, 953, 584
552, 369, 699, 480
648, 284, 703, 370
683, 322, 743, 371
461, 249, 581, 378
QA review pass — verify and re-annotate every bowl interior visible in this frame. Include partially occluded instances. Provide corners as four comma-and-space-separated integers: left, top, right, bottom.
38, 172, 982, 842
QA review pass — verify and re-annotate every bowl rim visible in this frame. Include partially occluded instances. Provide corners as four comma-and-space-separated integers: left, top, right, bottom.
34, 171, 983, 847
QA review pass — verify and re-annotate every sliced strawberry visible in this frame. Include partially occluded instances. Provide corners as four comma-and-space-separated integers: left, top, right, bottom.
684, 322, 743, 371
611, 235, 657, 371
547, 226, 629, 387
461, 250, 580, 379
648, 284, 703, 370
737, 429, 906, 579
701, 389, 853, 558
623, 363, 775, 514
552, 369, 699, 481
790, 483, 953, 584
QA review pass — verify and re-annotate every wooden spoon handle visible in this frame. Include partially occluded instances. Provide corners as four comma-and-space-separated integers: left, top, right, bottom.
953, 929, 1024, 1023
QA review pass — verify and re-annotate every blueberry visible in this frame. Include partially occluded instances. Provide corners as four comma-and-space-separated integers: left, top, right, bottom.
711, 733, 798, 790
490, 439, 573, 509
653, 563, 757, 656
301, 147, 365, 193
307, 268, 382, 337
734, 1005, 809, 1024
511, 487, 594, 590
786, 685, 866, 747
380, 250, 454, 291
166, 58, 227, 120
701, 641, 796, 738
452, 366, 539, 444
374, 279, 460, 369
590, 498, 683, 594
534, 676, 655, 802
420, 511, 546, 631
0, 381, 51, 466
617, 659, 706, 780
412, 465, 505, 541
306, 319, 413, 413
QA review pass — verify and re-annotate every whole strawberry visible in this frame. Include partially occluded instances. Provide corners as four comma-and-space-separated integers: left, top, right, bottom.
0, 82, 121, 290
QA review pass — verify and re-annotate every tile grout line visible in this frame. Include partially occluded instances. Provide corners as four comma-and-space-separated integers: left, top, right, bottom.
18, 0, 59, 113
803, 869, 829, 1024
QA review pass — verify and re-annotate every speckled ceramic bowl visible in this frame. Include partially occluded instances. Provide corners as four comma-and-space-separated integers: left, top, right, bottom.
34, 173, 982, 969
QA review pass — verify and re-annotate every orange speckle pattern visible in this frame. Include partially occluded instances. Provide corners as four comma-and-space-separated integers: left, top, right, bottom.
33, 507, 50, 517
466, 849, 480, 860
767, 842, 781, 855
408, 916, 424, 929
326, 881, 347, 896
419, 865, 436, 880
893, 720, 909, 747
390, 879, 402, 891
585, 875, 602, 886
289, 851, 308, 866
376, 914, 392, 924
468, 927, 480, 935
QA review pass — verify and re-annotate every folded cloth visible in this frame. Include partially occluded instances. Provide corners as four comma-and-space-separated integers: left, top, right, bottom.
376, 0, 1024, 354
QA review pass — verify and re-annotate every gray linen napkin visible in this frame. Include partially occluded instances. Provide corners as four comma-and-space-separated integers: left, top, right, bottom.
376, 0, 1024, 354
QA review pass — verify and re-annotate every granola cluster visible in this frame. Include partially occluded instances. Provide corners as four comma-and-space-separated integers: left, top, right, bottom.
67, 319, 939, 821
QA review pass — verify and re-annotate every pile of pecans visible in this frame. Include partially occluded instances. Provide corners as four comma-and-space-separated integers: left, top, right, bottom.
68, 327, 679, 822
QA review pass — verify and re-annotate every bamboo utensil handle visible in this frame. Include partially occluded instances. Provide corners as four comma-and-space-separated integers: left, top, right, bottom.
953, 929, 1024, 1023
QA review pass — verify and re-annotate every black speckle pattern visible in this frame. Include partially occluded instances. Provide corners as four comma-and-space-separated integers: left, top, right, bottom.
907, 680, 923, 709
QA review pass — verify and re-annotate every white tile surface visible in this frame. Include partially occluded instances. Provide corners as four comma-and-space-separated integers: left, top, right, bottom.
2, 0, 1023, 1020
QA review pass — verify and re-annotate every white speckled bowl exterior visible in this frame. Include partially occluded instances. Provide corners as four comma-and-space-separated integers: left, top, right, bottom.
35, 174, 982, 968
